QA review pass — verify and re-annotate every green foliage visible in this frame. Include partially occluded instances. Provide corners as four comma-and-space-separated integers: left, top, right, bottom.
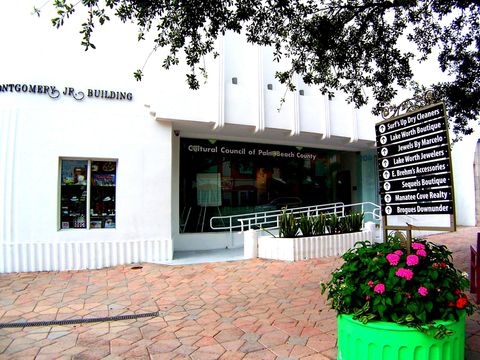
298, 213, 313, 237
312, 213, 328, 236
133, 69, 143, 81
283, 212, 365, 237
39, 0, 480, 139
338, 212, 365, 233
349, 211, 364, 232
327, 214, 341, 234
339, 215, 351, 234
279, 208, 298, 238
321, 239, 476, 338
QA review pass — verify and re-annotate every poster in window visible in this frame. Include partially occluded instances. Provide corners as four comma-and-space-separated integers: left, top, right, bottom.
61, 160, 88, 185
196, 173, 222, 207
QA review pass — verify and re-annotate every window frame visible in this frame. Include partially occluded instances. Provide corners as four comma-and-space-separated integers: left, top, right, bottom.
58, 157, 118, 231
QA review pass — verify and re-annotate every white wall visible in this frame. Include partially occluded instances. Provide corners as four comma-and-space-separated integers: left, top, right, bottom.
147, 31, 379, 148
451, 128, 480, 226
0, 2, 174, 271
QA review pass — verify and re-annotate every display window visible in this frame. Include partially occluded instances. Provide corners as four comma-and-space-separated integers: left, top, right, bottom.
60, 159, 117, 230
180, 139, 360, 233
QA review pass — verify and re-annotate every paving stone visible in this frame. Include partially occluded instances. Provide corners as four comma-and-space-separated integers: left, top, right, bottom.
320, 346, 338, 360
4, 346, 40, 358
220, 339, 245, 352
30, 329, 56, 342
269, 343, 295, 357
189, 349, 223, 360
238, 341, 265, 353
287, 335, 308, 346
218, 351, 246, 359
467, 334, 480, 352
219, 317, 234, 323
291, 344, 316, 358
240, 332, 259, 343
147, 338, 181, 353
195, 336, 219, 347
2, 338, 35, 355
300, 354, 332, 360
0, 228, 479, 359
242, 349, 276, 359
174, 344, 198, 356
258, 330, 289, 347
214, 328, 245, 343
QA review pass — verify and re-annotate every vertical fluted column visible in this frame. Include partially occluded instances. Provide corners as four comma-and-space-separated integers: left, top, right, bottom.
255, 46, 265, 133
0, 108, 18, 272
215, 36, 225, 130
321, 96, 331, 140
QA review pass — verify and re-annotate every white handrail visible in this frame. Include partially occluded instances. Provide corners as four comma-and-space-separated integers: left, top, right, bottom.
209, 201, 381, 233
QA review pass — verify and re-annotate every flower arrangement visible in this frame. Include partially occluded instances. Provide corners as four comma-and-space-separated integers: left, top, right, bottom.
321, 237, 475, 338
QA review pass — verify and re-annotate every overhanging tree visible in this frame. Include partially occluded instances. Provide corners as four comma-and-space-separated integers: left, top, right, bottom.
36, 0, 480, 139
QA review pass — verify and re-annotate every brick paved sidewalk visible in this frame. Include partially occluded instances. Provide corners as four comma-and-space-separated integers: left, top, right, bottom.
0, 227, 479, 359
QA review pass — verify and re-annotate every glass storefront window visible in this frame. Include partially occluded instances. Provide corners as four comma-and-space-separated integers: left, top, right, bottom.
60, 159, 116, 230
179, 139, 362, 233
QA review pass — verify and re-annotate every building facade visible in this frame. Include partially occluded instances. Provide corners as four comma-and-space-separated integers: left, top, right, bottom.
0, 3, 477, 273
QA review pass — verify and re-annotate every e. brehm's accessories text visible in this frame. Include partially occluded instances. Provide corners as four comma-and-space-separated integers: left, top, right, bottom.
0, 83, 133, 102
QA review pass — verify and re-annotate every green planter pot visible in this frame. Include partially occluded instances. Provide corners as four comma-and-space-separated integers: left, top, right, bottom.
337, 313, 465, 360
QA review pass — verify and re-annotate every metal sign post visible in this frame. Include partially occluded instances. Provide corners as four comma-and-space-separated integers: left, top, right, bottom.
376, 96, 456, 242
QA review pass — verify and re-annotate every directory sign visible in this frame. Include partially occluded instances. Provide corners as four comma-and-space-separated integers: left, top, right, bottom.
375, 103, 454, 216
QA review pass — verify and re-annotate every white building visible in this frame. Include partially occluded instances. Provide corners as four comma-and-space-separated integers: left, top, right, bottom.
0, 3, 477, 273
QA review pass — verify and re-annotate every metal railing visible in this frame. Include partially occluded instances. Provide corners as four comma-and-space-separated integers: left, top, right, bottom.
209, 201, 381, 233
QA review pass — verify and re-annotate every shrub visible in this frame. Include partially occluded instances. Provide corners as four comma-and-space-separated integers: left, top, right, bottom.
312, 213, 328, 235
279, 208, 299, 238
339, 215, 351, 234
298, 213, 313, 237
327, 213, 341, 234
349, 211, 364, 232
276, 210, 365, 238
321, 237, 475, 338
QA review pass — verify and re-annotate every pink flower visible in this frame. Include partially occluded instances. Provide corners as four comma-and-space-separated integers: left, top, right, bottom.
412, 242, 425, 250
374, 283, 385, 294
416, 249, 427, 257
366, 295, 371, 300
368, 281, 374, 287
394, 250, 403, 256
418, 287, 428, 296
396, 268, 414, 280
406, 255, 419, 266
386, 253, 400, 266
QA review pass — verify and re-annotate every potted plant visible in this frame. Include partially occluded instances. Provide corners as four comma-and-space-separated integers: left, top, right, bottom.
321, 237, 476, 359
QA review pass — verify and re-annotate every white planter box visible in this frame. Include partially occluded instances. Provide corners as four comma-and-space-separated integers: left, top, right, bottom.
257, 231, 373, 261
